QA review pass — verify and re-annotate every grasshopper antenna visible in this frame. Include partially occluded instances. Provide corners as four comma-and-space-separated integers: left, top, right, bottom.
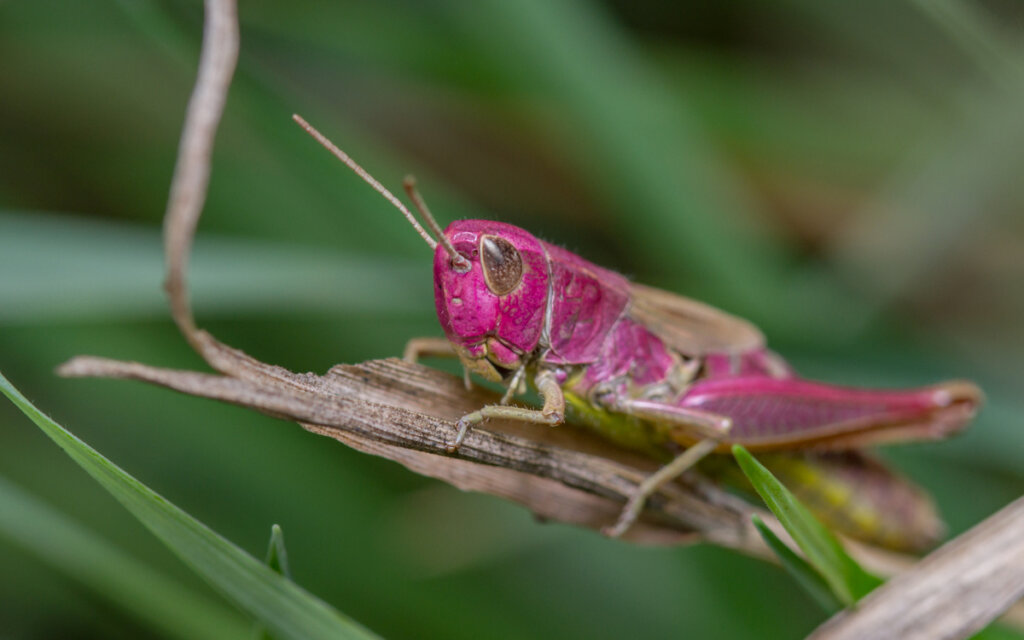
402, 175, 467, 270
292, 114, 455, 260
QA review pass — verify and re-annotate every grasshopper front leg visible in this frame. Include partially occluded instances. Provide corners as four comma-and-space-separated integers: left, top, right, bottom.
402, 337, 473, 389
448, 370, 564, 453
500, 365, 528, 405
402, 336, 458, 362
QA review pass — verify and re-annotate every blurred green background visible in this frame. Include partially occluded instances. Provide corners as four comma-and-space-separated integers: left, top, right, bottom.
2, 0, 1023, 638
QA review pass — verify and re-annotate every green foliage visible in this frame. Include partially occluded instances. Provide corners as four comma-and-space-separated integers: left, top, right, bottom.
0, 475, 249, 640
750, 515, 844, 614
0, 212, 425, 324
734, 446, 882, 606
0, 371, 379, 640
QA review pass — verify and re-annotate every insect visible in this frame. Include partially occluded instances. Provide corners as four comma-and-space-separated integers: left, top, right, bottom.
294, 115, 982, 546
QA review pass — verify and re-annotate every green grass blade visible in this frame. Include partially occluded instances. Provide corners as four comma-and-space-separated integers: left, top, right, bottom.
906, 0, 1022, 91
0, 370, 381, 640
264, 524, 291, 579
970, 624, 1024, 640
733, 445, 882, 606
0, 475, 249, 640
255, 525, 292, 640
751, 515, 843, 614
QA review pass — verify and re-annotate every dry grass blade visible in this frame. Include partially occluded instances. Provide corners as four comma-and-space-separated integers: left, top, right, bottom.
56, 350, 759, 549
808, 496, 1024, 640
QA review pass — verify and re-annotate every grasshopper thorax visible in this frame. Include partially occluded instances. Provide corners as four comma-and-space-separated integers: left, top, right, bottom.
433, 220, 550, 381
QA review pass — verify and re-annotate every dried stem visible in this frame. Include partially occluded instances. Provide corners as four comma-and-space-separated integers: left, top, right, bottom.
809, 496, 1024, 639
56, 353, 759, 548
162, 0, 238, 352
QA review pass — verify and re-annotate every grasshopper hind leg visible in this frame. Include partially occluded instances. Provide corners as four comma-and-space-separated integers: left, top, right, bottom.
604, 439, 721, 538
598, 396, 732, 537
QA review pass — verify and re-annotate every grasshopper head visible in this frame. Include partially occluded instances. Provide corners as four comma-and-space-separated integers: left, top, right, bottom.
433, 220, 549, 381
281, 122, 548, 382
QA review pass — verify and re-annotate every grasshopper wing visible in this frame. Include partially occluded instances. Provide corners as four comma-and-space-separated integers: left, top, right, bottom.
676, 377, 982, 451
628, 283, 764, 356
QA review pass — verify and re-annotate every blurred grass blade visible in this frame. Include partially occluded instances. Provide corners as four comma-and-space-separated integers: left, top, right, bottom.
733, 445, 882, 606
0, 475, 249, 640
906, 0, 1022, 91
752, 514, 844, 614
0, 370, 381, 640
443, 0, 790, 316
0, 211, 427, 323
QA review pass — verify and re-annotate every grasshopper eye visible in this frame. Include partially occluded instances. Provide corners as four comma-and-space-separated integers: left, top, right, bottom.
480, 235, 523, 295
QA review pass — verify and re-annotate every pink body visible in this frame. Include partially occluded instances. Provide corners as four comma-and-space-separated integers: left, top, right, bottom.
433, 220, 979, 452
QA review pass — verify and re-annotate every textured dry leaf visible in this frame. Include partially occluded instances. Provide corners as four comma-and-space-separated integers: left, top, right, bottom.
57, 348, 758, 547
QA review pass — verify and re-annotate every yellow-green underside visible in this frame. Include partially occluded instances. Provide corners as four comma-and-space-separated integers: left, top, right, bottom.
562, 388, 933, 552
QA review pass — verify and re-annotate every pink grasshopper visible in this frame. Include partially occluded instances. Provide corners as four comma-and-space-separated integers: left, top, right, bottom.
295, 116, 982, 545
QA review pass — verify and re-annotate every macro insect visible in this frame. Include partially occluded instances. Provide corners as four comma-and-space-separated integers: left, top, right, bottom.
294, 115, 982, 547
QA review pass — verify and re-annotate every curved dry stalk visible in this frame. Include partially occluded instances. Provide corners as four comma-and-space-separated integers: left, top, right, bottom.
162, 0, 238, 351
